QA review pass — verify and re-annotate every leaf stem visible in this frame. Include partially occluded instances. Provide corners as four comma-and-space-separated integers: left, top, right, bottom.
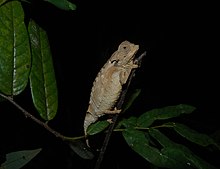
113, 123, 175, 132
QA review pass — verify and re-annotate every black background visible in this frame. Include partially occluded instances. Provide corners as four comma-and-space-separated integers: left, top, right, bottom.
1, 0, 220, 169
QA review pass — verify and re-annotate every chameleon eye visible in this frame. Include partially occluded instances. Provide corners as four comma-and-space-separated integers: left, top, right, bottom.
122, 46, 130, 54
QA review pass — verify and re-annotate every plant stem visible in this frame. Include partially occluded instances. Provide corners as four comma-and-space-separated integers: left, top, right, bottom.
0, 93, 83, 141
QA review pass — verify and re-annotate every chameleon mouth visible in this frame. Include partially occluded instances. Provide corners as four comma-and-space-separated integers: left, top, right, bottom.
128, 47, 139, 62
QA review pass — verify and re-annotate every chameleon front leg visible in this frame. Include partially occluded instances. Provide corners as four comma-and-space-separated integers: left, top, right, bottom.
100, 108, 121, 125
119, 62, 138, 84
102, 107, 121, 115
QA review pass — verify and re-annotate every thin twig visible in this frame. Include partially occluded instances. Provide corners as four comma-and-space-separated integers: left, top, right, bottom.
94, 51, 146, 169
0, 93, 83, 141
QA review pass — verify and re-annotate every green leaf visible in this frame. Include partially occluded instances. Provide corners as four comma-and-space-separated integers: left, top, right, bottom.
28, 20, 58, 121
0, 1, 31, 96
44, 0, 76, 10
173, 123, 220, 150
87, 120, 110, 135
163, 147, 197, 169
162, 147, 218, 169
149, 128, 218, 169
122, 129, 149, 147
122, 129, 186, 169
137, 104, 196, 128
0, 148, 42, 169
0, 0, 7, 6
68, 140, 94, 159
149, 128, 174, 147
161, 147, 200, 169
117, 116, 137, 128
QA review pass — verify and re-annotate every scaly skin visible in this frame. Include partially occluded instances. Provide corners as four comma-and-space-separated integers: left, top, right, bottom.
84, 41, 139, 145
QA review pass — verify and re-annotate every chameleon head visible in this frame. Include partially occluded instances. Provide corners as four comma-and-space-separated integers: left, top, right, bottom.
110, 40, 139, 66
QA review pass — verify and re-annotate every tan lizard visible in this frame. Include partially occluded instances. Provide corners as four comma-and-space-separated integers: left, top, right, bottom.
84, 40, 139, 145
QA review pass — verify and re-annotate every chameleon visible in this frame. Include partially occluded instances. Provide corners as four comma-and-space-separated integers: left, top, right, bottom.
84, 40, 139, 144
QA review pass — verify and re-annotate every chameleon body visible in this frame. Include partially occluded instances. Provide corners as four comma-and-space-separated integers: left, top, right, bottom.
84, 40, 139, 141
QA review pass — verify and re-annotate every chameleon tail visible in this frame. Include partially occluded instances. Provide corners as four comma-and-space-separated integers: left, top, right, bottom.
84, 112, 98, 146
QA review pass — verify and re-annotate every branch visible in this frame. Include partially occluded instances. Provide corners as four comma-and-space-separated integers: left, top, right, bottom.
0, 93, 84, 141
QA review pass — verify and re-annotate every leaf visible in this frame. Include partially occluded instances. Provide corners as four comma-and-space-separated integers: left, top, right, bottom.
87, 120, 110, 135
0, 0, 7, 6
149, 128, 174, 147
0, 1, 31, 96
68, 140, 94, 159
162, 147, 218, 169
149, 128, 218, 169
122, 129, 186, 169
28, 20, 58, 121
137, 104, 196, 128
173, 123, 220, 150
0, 148, 42, 169
162, 147, 196, 169
116, 116, 137, 128
44, 0, 76, 10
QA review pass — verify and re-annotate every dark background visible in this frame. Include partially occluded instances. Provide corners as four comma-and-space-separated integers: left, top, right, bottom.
1, 1, 219, 169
